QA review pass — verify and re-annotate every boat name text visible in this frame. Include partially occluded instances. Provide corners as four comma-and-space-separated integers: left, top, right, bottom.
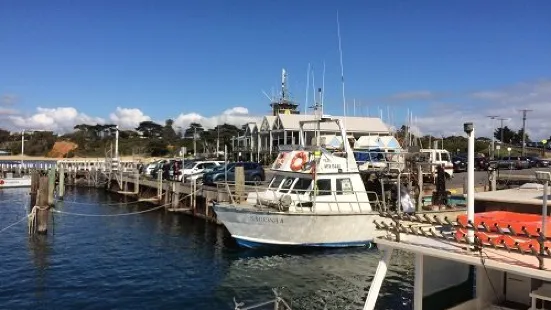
248, 215, 284, 224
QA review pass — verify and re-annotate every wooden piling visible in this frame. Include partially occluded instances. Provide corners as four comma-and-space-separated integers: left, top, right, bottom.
235, 166, 245, 203
30, 171, 40, 209
47, 167, 55, 206
58, 166, 65, 200
416, 164, 423, 211
37, 176, 50, 234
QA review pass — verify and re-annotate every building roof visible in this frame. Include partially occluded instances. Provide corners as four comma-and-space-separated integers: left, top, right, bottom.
260, 116, 276, 132
275, 114, 390, 133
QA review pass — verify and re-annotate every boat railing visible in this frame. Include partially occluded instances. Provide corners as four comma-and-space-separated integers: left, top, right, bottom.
233, 288, 292, 310
215, 181, 383, 214
373, 211, 551, 270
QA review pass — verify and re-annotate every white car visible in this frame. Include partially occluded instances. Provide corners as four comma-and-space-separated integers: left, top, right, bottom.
177, 160, 224, 182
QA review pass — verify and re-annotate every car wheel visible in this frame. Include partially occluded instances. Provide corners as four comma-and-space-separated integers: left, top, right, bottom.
252, 175, 262, 185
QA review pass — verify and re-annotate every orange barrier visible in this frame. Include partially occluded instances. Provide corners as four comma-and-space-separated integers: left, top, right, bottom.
456, 211, 551, 252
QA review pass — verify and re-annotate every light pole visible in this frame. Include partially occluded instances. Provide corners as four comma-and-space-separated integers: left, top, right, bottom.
114, 125, 119, 160
20, 130, 25, 165
464, 122, 475, 245
486, 115, 499, 159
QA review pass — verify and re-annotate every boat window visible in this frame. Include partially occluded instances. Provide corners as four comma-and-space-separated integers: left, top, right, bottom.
336, 178, 353, 195
290, 178, 312, 194
280, 178, 294, 192
268, 175, 285, 189
316, 179, 332, 196
441, 152, 450, 162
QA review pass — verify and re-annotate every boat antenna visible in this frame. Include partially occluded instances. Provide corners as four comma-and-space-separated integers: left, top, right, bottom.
321, 60, 326, 114
337, 11, 347, 126
261, 90, 272, 101
305, 63, 310, 115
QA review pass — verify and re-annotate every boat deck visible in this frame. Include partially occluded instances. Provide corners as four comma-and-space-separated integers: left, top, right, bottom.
376, 235, 551, 280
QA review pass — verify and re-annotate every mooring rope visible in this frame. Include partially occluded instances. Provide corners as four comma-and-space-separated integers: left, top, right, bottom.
54, 192, 167, 207
0, 214, 31, 234
51, 189, 200, 217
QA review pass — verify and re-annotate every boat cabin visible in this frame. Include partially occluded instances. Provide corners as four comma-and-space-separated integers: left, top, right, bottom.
247, 149, 378, 214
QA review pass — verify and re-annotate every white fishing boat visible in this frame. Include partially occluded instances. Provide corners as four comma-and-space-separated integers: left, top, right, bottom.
0, 172, 32, 188
213, 117, 387, 248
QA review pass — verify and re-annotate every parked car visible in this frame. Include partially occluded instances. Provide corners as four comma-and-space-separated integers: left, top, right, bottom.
525, 156, 550, 168
452, 156, 467, 173
203, 162, 265, 185
496, 156, 530, 170
474, 156, 490, 171
177, 160, 224, 182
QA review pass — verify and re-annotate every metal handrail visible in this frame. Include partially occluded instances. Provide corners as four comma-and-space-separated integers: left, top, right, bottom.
215, 181, 383, 213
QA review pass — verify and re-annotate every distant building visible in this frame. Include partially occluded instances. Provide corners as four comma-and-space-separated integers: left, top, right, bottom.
232, 114, 391, 162
230, 68, 391, 162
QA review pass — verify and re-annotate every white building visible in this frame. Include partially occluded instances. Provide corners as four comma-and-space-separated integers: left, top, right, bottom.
232, 114, 391, 162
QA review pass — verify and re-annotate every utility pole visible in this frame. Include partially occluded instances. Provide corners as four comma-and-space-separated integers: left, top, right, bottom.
519, 109, 532, 156
486, 115, 499, 159
21, 129, 25, 165
193, 126, 197, 158
497, 117, 509, 144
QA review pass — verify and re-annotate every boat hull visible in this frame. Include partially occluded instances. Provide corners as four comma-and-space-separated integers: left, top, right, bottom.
0, 177, 32, 188
213, 204, 383, 248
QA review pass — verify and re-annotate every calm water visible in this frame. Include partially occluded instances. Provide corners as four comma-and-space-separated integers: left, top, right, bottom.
0, 187, 414, 309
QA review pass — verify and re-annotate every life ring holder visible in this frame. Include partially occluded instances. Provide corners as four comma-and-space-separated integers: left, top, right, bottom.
290, 152, 308, 172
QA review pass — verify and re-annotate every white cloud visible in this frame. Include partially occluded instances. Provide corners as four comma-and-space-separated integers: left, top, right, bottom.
173, 106, 261, 131
109, 107, 151, 129
8, 107, 104, 133
414, 80, 551, 140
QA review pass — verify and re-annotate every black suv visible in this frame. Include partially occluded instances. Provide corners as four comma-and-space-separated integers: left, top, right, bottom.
203, 162, 265, 185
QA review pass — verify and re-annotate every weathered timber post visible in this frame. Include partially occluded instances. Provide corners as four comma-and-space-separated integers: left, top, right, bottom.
416, 164, 423, 211
58, 166, 65, 200
171, 182, 178, 210
134, 169, 140, 194
37, 176, 50, 234
30, 171, 40, 209
47, 167, 55, 206
235, 166, 245, 204
157, 171, 162, 200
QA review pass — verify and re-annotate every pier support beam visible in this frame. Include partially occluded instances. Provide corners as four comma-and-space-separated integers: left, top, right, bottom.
58, 166, 65, 200
37, 176, 50, 234
363, 248, 393, 310
47, 167, 55, 206
414, 253, 424, 310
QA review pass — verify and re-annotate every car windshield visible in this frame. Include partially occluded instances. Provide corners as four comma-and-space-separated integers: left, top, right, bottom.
215, 163, 236, 171
183, 161, 196, 169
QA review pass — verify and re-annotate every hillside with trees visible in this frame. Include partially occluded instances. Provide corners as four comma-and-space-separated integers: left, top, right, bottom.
0, 121, 541, 158
0, 120, 242, 158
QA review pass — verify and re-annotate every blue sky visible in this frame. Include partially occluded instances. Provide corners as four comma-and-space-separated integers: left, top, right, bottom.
1, 0, 550, 138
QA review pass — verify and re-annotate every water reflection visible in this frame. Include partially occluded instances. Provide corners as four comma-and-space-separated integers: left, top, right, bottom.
27, 235, 50, 301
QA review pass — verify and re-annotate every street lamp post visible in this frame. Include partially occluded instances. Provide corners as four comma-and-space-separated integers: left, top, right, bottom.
486, 115, 499, 160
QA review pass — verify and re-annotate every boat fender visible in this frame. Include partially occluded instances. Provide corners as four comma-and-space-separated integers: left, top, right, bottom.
290, 152, 308, 171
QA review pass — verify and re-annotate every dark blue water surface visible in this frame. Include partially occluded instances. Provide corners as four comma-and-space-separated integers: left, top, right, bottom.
0, 187, 414, 309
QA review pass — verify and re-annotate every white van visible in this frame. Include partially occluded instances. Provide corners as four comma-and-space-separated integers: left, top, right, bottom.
419, 149, 454, 178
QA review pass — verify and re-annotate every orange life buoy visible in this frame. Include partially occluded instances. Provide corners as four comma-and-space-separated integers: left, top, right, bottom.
0, 180, 4, 185
290, 152, 308, 171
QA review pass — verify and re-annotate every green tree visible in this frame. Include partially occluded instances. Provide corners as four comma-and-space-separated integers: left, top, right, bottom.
494, 126, 516, 144
162, 119, 177, 142
136, 121, 163, 138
